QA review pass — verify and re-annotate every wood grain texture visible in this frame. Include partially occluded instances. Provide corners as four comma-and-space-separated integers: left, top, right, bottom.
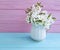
0, 0, 37, 9
0, 10, 59, 24
0, 33, 60, 50
0, 0, 60, 32
0, 0, 59, 10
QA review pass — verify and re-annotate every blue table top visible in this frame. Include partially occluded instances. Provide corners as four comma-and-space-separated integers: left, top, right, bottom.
0, 33, 60, 50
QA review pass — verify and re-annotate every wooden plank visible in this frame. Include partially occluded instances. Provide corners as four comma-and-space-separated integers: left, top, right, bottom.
0, 10, 59, 21
0, 19, 59, 25
0, 23, 31, 32
0, 22, 59, 32
0, 0, 59, 10
0, 33, 60, 50
48, 25, 60, 33
0, 10, 59, 25
0, 0, 37, 9
0, 10, 26, 21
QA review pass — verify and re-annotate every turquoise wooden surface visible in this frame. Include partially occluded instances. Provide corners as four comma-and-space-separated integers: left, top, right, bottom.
0, 33, 60, 50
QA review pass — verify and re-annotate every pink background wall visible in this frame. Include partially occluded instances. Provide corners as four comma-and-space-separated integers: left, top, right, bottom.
0, 0, 60, 32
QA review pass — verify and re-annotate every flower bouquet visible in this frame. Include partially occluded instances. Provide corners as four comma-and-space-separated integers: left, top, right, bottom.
25, 2, 56, 41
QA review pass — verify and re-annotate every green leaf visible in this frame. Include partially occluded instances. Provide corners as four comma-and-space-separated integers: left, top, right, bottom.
37, 2, 43, 7
35, 20, 42, 23
39, 13, 45, 15
25, 8, 31, 13
47, 13, 51, 19
52, 17, 56, 21
29, 17, 31, 23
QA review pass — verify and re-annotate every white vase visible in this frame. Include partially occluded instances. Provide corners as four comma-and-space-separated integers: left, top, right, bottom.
30, 24, 46, 41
